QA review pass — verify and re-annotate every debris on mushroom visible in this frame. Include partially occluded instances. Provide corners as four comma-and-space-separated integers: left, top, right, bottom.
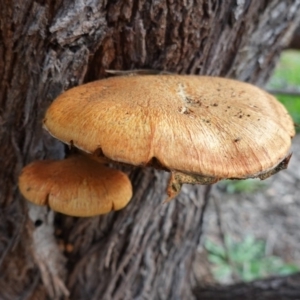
18, 155, 132, 217
43, 75, 295, 199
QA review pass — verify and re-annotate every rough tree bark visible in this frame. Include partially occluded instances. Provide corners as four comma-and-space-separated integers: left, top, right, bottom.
289, 24, 300, 49
194, 273, 300, 300
1, 1, 300, 299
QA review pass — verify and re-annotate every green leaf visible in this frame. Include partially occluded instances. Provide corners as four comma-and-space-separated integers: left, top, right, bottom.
205, 234, 300, 284
267, 50, 300, 130
204, 240, 226, 259
212, 264, 232, 282
207, 253, 227, 265
218, 179, 266, 194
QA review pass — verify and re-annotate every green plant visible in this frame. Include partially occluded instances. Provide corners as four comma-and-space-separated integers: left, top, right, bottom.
218, 179, 266, 194
204, 235, 300, 284
267, 50, 300, 128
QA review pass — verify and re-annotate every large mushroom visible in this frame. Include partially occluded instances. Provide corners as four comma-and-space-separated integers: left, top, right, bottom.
43, 75, 295, 199
18, 155, 133, 217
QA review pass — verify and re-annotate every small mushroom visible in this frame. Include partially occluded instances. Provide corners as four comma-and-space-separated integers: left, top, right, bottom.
18, 155, 132, 217
43, 75, 295, 199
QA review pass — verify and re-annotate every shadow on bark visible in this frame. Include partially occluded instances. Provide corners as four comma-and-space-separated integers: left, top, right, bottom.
194, 273, 300, 300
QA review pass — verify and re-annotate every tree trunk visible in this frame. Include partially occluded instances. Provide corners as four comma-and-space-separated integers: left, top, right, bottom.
288, 24, 300, 49
1, 1, 299, 299
194, 273, 300, 300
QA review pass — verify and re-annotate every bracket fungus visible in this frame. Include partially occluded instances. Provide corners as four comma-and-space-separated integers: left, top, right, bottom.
43, 75, 295, 199
18, 155, 132, 217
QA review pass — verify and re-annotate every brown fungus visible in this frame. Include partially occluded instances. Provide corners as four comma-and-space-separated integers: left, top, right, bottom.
18, 155, 132, 217
43, 75, 295, 199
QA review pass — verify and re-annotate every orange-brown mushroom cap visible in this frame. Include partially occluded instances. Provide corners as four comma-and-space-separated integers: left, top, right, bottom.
43, 75, 295, 198
18, 155, 132, 217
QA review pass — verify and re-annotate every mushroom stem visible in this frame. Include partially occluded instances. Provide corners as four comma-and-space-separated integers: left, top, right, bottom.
166, 171, 219, 201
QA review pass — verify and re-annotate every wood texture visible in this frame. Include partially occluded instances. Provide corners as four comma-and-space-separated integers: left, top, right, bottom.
194, 273, 300, 300
1, 0, 300, 299
288, 24, 300, 49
